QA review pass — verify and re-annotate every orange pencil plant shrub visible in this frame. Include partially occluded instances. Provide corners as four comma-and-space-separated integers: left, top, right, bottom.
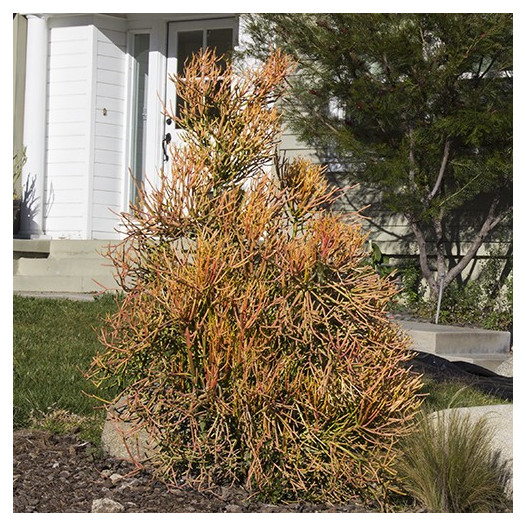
88, 49, 423, 507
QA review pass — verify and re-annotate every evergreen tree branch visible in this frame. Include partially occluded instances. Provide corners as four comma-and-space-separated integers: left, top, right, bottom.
478, 56, 497, 80
427, 139, 450, 204
445, 194, 505, 286
283, 77, 341, 136
439, 171, 483, 210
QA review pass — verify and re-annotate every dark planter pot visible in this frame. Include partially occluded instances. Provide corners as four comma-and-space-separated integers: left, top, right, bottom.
13, 198, 21, 235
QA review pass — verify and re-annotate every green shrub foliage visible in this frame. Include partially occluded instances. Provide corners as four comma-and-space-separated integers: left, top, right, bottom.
395, 257, 512, 332
89, 50, 423, 505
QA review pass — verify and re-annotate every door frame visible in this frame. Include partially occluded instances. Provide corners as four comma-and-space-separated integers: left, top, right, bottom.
125, 15, 238, 210
125, 18, 168, 210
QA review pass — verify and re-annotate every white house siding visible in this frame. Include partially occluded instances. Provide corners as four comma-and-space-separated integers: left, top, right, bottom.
278, 125, 318, 165
44, 15, 127, 240
91, 16, 128, 239
45, 22, 92, 239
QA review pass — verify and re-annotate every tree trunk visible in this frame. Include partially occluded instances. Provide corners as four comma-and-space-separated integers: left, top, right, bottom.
406, 215, 438, 300
406, 194, 506, 302
443, 194, 505, 288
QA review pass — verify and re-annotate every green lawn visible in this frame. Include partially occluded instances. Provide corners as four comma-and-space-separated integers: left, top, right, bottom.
418, 376, 510, 412
13, 294, 118, 442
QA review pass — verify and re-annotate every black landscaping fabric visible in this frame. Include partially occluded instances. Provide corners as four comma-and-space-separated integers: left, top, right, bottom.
407, 352, 513, 402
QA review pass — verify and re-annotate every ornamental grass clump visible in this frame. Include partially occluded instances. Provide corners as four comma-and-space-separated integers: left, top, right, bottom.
397, 411, 512, 512
88, 49, 423, 506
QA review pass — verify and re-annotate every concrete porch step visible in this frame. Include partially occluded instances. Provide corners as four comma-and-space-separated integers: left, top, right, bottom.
14, 238, 114, 258
13, 239, 120, 294
397, 319, 511, 372
13, 273, 118, 293
14, 256, 113, 276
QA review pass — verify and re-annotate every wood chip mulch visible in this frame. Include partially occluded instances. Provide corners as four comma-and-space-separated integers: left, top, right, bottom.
13, 428, 376, 513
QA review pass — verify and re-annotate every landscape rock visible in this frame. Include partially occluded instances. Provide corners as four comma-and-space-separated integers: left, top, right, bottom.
495, 356, 513, 377
110, 473, 124, 484
101, 396, 159, 463
91, 497, 125, 513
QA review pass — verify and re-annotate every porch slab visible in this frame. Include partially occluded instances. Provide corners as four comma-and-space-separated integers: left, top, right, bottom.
397, 320, 511, 357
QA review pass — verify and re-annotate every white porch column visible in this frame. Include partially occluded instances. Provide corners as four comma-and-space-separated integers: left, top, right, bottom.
20, 14, 48, 238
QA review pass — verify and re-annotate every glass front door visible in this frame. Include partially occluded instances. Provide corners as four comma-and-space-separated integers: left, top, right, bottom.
164, 19, 236, 159
130, 33, 150, 206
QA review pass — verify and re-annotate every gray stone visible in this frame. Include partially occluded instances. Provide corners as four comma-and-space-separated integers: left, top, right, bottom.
119, 478, 141, 490
91, 497, 125, 513
100, 397, 159, 463
495, 356, 513, 377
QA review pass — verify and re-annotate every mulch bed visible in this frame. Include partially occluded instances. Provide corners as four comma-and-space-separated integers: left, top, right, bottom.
13, 428, 376, 513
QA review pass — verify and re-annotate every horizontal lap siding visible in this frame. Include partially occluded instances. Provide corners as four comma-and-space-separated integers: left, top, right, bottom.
91, 22, 127, 239
276, 123, 510, 263
46, 18, 127, 240
278, 125, 319, 164
45, 25, 91, 239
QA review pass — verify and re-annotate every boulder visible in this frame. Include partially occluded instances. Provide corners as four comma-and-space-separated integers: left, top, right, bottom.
495, 356, 513, 378
100, 396, 158, 463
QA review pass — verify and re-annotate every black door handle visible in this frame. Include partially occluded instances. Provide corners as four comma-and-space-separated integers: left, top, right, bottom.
162, 132, 172, 162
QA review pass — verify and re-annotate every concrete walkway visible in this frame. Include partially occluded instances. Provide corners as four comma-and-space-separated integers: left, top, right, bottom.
14, 291, 97, 302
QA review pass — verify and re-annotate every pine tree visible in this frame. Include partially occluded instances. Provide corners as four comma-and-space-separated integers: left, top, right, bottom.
243, 13, 512, 299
